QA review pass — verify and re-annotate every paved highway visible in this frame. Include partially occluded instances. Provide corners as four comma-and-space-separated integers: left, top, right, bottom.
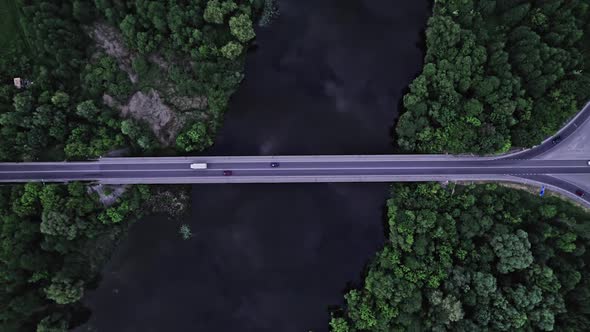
1, 158, 589, 183
1, 102, 589, 205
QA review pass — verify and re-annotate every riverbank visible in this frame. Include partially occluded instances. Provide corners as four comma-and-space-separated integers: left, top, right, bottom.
78, 1, 431, 331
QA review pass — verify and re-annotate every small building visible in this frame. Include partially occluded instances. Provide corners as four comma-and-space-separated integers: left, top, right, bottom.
13, 77, 32, 89
13, 77, 22, 89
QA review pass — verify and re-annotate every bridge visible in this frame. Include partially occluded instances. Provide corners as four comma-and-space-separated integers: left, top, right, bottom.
1, 103, 589, 206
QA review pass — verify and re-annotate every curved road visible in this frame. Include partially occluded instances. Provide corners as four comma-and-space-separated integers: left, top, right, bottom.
500, 101, 590, 160
517, 174, 585, 197
500, 101, 590, 204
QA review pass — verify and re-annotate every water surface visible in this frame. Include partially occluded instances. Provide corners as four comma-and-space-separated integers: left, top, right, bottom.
80, 1, 430, 331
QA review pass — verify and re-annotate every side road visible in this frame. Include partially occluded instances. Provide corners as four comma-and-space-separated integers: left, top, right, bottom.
498, 101, 590, 160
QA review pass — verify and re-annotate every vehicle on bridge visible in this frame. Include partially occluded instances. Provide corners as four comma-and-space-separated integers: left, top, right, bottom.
190, 163, 208, 169
551, 135, 562, 144
223, 170, 233, 176
270, 162, 280, 168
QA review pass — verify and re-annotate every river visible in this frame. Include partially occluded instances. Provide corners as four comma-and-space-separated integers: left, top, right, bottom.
79, 1, 430, 331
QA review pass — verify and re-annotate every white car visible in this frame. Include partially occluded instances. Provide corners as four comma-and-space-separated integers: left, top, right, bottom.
190, 163, 208, 169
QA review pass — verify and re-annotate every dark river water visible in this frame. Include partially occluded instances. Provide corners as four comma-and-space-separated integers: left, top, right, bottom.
79, 1, 430, 331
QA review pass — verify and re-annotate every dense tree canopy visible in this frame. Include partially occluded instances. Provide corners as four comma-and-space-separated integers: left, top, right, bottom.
92, 0, 263, 151
331, 183, 590, 331
0, 0, 263, 330
1, 0, 263, 161
0, 182, 150, 331
396, 0, 590, 153
340, 2, 590, 331
0, 1, 161, 162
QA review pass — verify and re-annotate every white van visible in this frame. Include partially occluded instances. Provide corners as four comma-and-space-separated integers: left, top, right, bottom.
190, 163, 208, 169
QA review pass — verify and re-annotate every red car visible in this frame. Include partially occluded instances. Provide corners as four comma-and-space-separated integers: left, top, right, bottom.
223, 170, 233, 176
575, 189, 585, 197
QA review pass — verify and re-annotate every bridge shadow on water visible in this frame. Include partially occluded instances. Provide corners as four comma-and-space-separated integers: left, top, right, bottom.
78, 1, 432, 331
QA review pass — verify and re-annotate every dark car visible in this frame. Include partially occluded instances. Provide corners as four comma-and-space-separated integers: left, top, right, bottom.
270, 162, 280, 168
551, 135, 562, 144
575, 189, 585, 197
222, 170, 233, 176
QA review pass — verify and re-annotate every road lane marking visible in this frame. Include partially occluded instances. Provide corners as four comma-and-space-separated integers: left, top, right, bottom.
1, 165, 590, 174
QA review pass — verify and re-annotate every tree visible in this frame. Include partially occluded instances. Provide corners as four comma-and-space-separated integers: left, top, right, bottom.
121, 119, 142, 138
491, 230, 534, 273
221, 41, 243, 60
13, 91, 34, 114
40, 211, 77, 240
0, 2, 165, 330
36, 314, 68, 332
120, 119, 156, 151
259, 0, 280, 27
119, 14, 137, 46
473, 272, 497, 296
136, 31, 157, 54
501, 3, 531, 27
99, 201, 130, 224
44, 277, 84, 305
204, 0, 237, 24
329, 317, 350, 332
12, 182, 41, 217
131, 55, 150, 77
82, 55, 132, 98
75, 100, 100, 119
175, 122, 213, 152
530, 8, 548, 29
331, 183, 590, 331
50, 92, 70, 109
440, 294, 464, 323
393, 0, 590, 153
556, 232, 577, 253
539, 204, 558, 218
179, 224, 192, 240
229, 14, 256, 42
72, 0, 94, 22
64, 127, 91, 159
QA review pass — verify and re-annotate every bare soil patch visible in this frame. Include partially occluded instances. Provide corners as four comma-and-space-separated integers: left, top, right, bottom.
89, 22, 210, 145
87, 22, 138, 83
89, 184, 128, 207
122, 89, 185, 146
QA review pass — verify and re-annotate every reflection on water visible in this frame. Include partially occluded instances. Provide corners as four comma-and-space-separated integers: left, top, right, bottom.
79, 1, 430, 331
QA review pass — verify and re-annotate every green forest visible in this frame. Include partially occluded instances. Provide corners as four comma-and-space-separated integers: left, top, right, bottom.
331, 183, 590, 331
396, 0, 590, 154
332, 1, 590, 331
0, 183, 149, 331
1, 0, 264, 161
3, 0, 590, 331
0, 0, 261, 330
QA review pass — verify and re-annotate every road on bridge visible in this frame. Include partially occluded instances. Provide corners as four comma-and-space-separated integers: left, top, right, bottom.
1, 102, 590, 206
1, 158, 589, 184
